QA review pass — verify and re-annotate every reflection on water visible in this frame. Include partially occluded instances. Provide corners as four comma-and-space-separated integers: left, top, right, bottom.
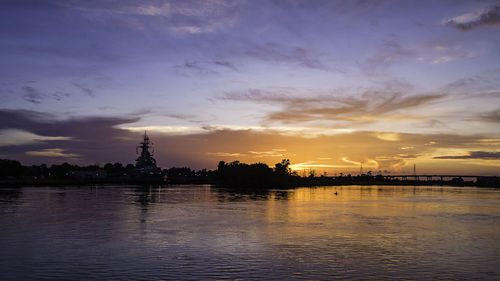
0, 185, 499, 280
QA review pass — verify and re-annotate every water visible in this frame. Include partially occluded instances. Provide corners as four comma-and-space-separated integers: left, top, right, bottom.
1, 185, 499, 280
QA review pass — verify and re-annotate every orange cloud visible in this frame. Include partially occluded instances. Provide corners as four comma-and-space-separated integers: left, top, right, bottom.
26, 148, 79, 158
218, 88, 445, 127
147, 129, 499, 175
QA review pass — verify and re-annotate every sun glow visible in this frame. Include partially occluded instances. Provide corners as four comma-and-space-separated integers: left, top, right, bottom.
119, 124, 354, 137
374, 132, 400, 142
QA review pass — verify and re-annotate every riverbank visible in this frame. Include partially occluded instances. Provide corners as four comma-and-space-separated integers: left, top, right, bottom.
2, 158, 499, 188
1, 175, 498, 188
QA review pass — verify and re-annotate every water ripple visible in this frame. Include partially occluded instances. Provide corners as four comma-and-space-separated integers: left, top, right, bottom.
0, 185, 499, 280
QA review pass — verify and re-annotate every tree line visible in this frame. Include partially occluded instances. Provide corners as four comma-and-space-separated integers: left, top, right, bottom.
0, 158, 299, 186
1, 158, 498, 188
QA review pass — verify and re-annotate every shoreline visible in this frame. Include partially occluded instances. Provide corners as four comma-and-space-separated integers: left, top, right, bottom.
0, 178, 498, 189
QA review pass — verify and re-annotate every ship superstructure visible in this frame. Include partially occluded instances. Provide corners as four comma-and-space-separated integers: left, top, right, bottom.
135, 131, 158, 174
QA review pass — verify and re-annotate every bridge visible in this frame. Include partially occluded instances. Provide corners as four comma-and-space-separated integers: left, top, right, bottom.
383, 175, 484, 181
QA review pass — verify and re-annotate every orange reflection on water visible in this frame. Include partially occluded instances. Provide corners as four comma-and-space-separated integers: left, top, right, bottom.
262, 185, 500, 268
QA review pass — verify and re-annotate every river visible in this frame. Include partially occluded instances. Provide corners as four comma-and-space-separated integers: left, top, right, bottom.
1, 185, 499, 280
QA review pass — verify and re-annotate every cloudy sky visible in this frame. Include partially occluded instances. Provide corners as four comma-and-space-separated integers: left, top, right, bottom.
1, 0, 500, 175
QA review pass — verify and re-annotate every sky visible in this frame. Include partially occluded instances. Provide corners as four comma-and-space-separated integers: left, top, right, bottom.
1, 0, 500, 175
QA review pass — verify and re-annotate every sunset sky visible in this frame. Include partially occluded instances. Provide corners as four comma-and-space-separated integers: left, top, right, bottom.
1, 0, 500, 175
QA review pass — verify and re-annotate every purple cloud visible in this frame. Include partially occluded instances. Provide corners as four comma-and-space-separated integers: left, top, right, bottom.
243, 42, 334, 71
218, 88, 445, 125
21, 86, 44, 104
434, 151, 500, 160
445, 6, 500, 30
358, 40, 414, 75
72, 83, 95, 97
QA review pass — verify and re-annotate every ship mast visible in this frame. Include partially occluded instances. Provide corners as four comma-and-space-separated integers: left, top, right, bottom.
135, 131, 157, 171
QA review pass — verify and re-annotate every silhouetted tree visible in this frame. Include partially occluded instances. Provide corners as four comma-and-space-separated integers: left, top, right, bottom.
125, 164, 136, 176
104, 162, 126, 177
308, 169, 316, 178
49, 162, 76, 179
0, 159, 23, 178
274, 159, 291, 176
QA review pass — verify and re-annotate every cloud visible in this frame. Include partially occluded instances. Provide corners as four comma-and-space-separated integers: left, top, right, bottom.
72, 82, 95, 97
477, 109, 500, 123
445, 6, 500, 30
432, 56, 455, 64
0, 129, 70, 146
121, 125, 207, 135
26, 148, 79, 158
19, 85, 72, 104
1, 108, 499, 175
55, 0, 243, 34
434, 151, 500, 160
443, 76, 483, 92
289, 161, 353, 171
163, 113, 199, 121
213, 60, 238, 71
358, 40, 414, 75
206, 152, 242, 157
374, 132, 400, 142
219, 88, 445, 125
121, 124, 353, 138
167, 130, 485, 172
175, 60, 217, 76
0, 109, 138, 137
442, 70, 500, 95
0, 109, 140, 164
22, 86, 44, 104
0, 109, 55, 130
243, 42, 333, 71
52, 90, 71, 101
175, 59, 238, 76
248, 149, 288, 158
341, 157, 360, 165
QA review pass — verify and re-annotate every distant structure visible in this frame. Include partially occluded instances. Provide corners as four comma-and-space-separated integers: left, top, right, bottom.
135, 131, 159, 174
360, 162, 363, 175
